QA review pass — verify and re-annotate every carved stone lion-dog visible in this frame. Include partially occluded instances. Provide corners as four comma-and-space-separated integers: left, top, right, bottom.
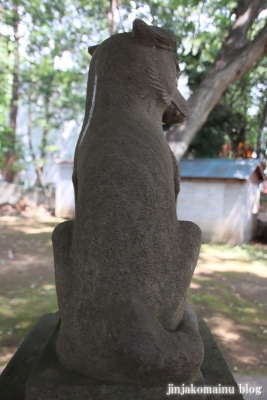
52, 19, 204, 386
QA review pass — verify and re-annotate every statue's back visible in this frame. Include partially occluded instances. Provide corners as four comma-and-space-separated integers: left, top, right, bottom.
53, 19, 204, 387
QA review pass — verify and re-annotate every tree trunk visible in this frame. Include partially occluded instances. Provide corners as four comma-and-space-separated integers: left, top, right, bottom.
108, 0, 117, 36
166, 0, 267, 160
257, 100, 267, 160
3, 3, 19, 182
27, 90, 50, 195
40, 97, 50, 174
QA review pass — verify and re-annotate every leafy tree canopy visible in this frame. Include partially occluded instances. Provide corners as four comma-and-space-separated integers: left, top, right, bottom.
0, 0, 266, 182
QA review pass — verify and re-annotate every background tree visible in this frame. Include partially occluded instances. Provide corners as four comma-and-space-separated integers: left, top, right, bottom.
114, 0, 267, 160
164, 0, 267, 160
184, 55, 267, 158
0, 0, 107, 183
21, 39, 88, 186
0, 0, 20, 181
0, 0, 65, 181
1, 0, 266, 184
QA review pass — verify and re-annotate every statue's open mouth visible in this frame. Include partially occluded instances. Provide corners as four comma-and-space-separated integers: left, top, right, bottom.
162, 90, 191, 124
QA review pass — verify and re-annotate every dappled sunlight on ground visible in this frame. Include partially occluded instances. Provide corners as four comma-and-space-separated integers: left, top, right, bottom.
0, 213, 64, 227
189, 246, 267, 375
208, 315, 242, 341
0, 213, 59, 371
207, 314, 264, 369
11, 226, 56, 234
198, 246, 267, 278
189, 282, 201, 289
0, 347, 17, 368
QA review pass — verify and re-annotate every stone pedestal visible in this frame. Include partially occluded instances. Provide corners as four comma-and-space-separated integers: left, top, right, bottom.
0, 312, 243, 400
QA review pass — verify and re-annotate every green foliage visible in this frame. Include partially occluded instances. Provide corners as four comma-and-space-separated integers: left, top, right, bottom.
188, 106, 228, 158
0, 0, 103, 180
0, 26, 13, 168
185, 34, 267, 158
0, 38, 11, 119
0, 126, 24, 172
148, 0, 266, 159
0, 0, 266, 177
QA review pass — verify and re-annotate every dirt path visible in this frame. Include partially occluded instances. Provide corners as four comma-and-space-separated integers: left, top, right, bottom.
0, 212, 267, 377
0, 209, 63, 370
189, 244, 267, 376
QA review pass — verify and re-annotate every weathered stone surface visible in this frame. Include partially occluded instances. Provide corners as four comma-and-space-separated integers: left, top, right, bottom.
53, 18, 204, 386
25, 318, 205, 400
0, 312, 60, 400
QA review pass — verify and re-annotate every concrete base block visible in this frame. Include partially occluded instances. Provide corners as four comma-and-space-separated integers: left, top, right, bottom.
0, 313, 243, 400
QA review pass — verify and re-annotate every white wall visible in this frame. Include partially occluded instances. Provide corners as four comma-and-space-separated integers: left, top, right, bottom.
177, 179, 259, 245
0, 182, 55, 208
220, 181, 242, 245
55, 164, 75, 218
241, 183, 259, 243
177, 180, 224, 242
16, 103, 80, 187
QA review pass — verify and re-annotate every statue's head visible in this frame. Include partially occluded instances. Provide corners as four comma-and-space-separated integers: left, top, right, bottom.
131, 19, 190, 124
88, 19, 190, 124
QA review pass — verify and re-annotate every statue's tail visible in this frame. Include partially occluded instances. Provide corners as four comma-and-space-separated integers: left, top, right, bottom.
103, 297, 204, 386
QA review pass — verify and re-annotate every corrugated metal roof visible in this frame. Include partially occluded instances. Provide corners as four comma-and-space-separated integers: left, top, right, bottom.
179, 159, 264, 180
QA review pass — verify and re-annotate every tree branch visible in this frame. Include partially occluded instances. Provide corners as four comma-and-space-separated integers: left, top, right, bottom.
166, 2, 267, 160
222, 0, 264, 53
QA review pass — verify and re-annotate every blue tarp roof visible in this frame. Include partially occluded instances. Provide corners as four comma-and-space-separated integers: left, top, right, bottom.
179, 159, 264, 180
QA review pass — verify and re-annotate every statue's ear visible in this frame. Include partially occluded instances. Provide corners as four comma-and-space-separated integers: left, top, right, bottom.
88, 45, 99, 56
132, 19, 152, 40
132, 19, 177, 51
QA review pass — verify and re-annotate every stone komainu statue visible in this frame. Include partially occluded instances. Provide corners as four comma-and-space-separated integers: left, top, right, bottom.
52, 19, 204, 386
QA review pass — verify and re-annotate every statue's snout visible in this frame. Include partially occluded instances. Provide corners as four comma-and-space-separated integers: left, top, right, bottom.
163, 89, 191, 124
